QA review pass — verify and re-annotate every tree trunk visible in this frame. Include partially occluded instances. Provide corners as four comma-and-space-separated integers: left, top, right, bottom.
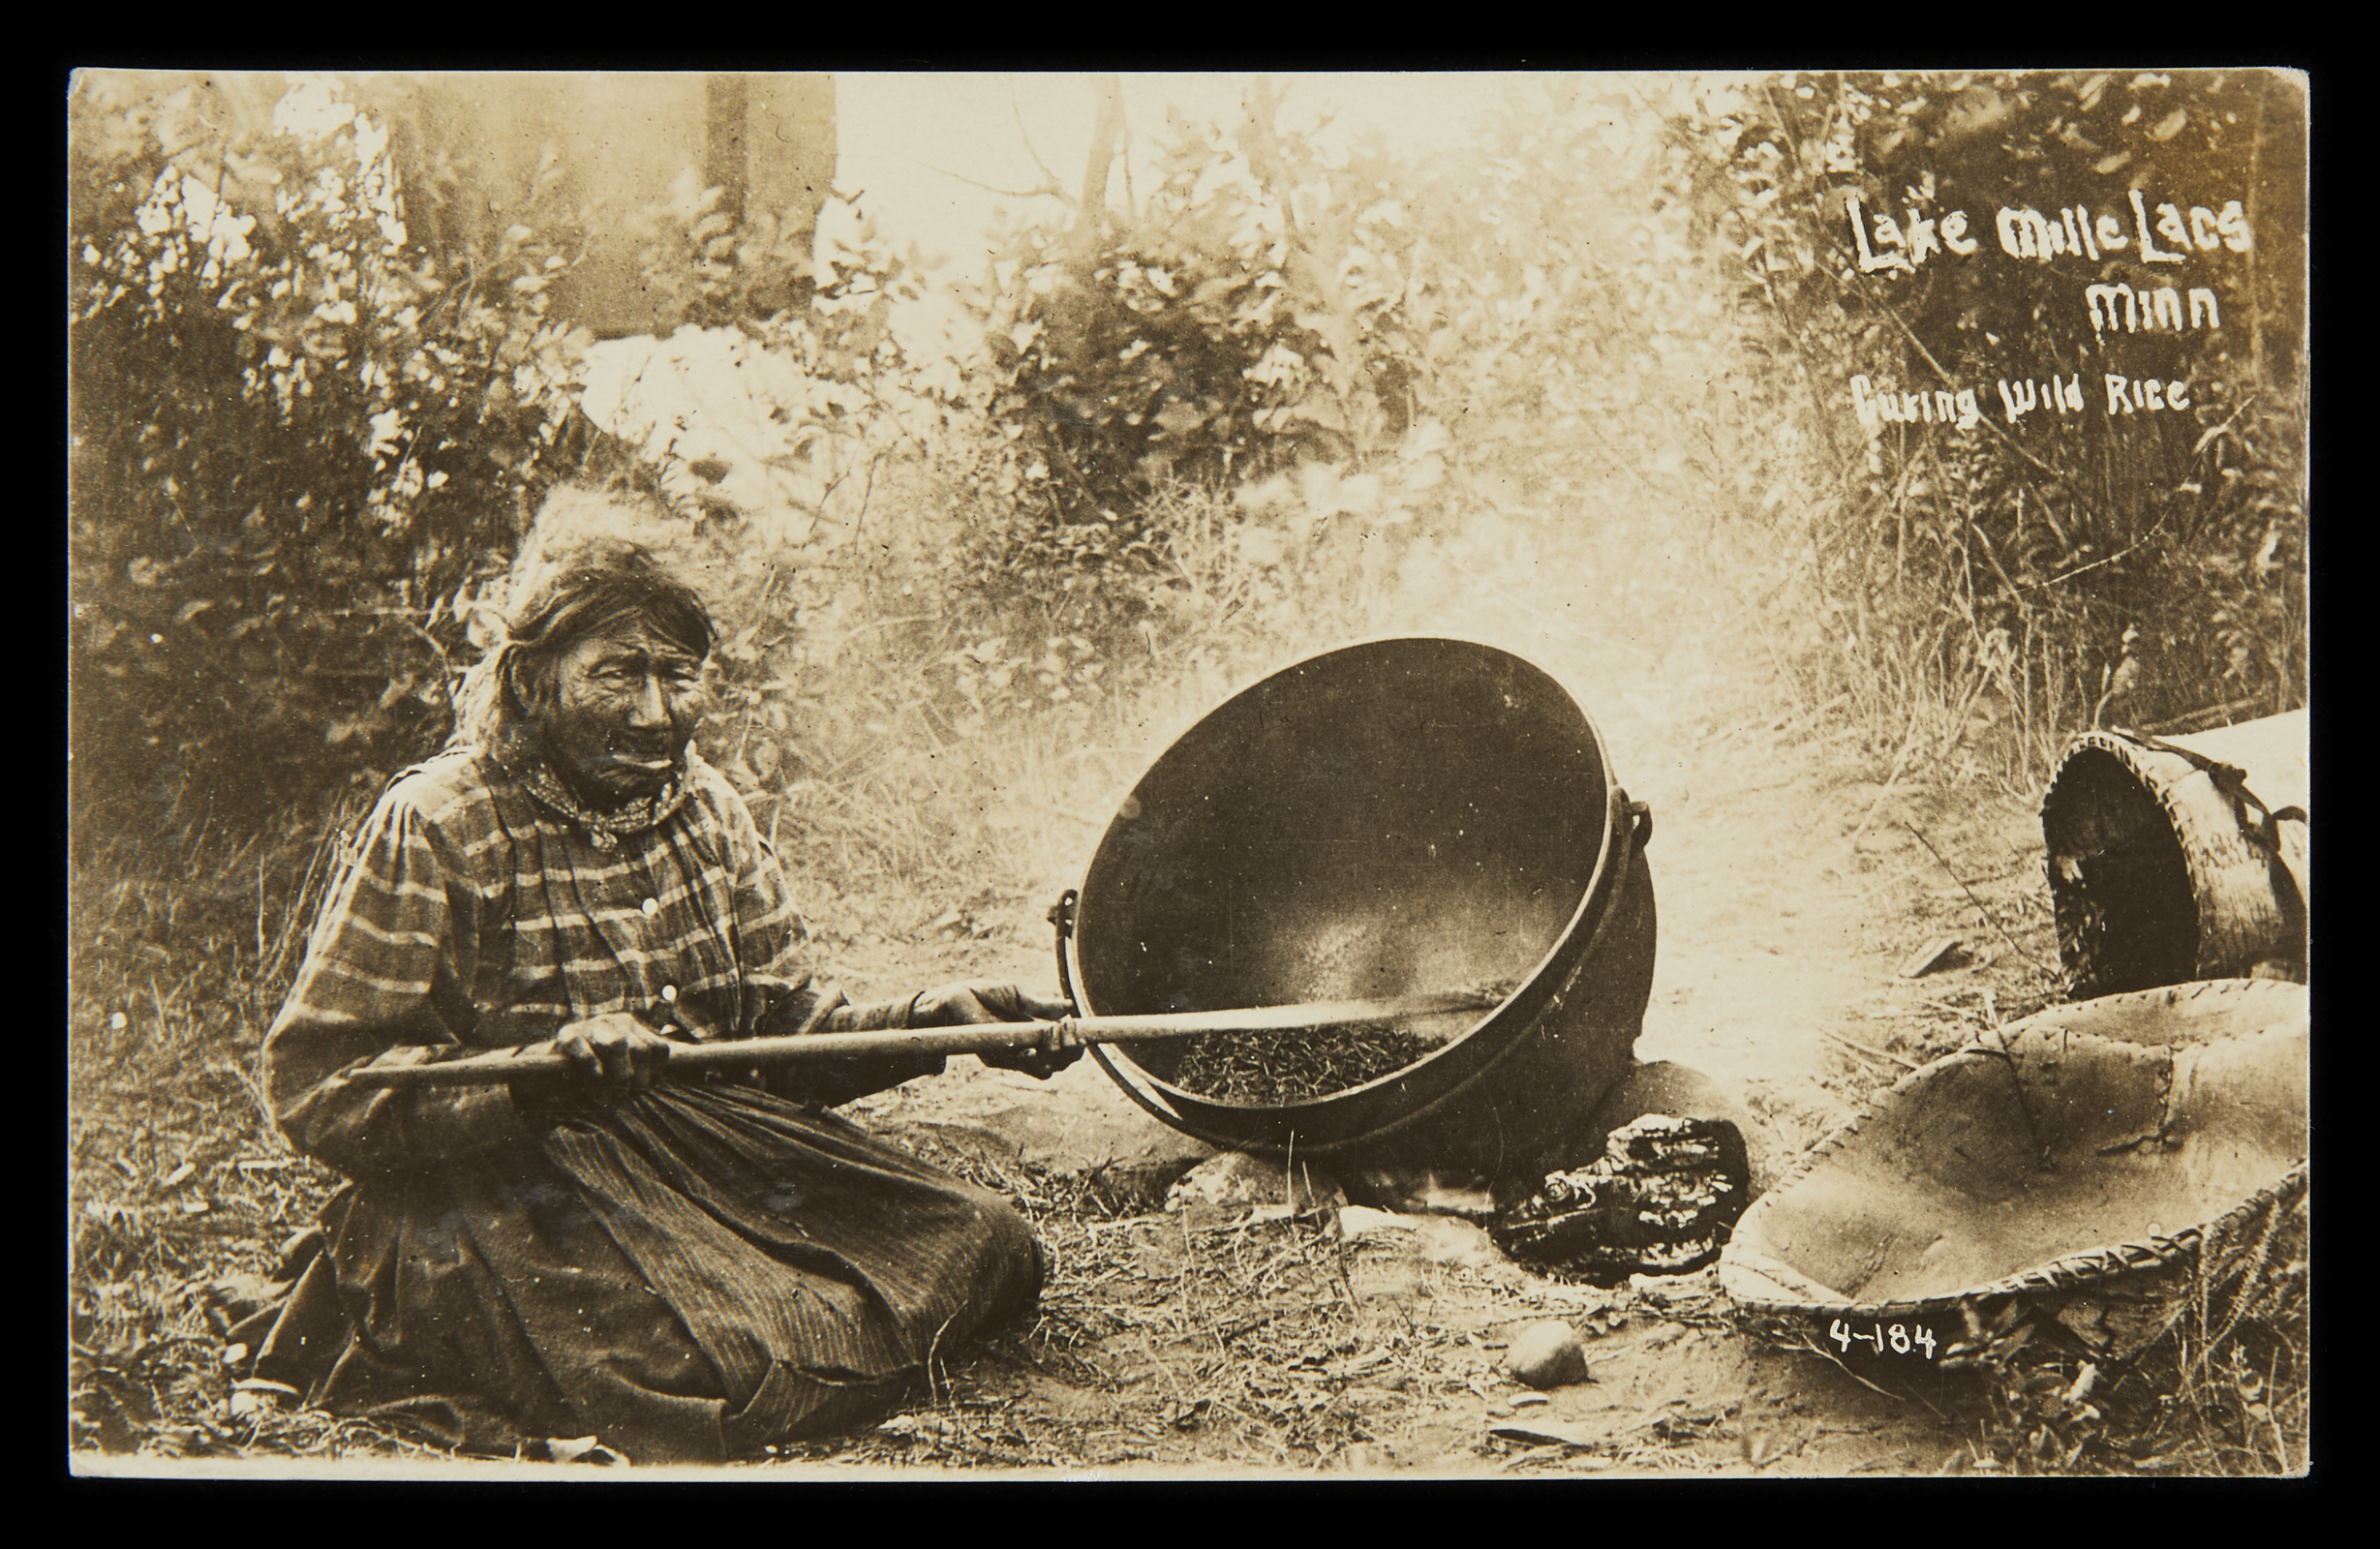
1073, 75, 1126, 261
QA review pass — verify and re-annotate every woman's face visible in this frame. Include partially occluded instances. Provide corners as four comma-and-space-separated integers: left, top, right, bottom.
538, 615, 706, 807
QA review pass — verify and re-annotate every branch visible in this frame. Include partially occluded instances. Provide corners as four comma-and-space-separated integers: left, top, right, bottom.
923, 163, 1066, 203
1819, 1027, 1922, 1071
1786, 1335, 1949, 1420
1009, 79, 1065, 194
2013, 516, 2169, 594
1844, 268, 2081, 491
1236, 76, 1297, 228
1762, 81, 1808, 180
1902, 819, 2048, 972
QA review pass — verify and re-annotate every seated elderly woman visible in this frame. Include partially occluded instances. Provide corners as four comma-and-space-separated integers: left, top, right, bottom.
233, 523, 1081, 1463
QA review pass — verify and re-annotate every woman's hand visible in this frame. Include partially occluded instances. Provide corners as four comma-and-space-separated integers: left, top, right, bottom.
905, 982, 1083, 1079
511, 1013, 675, 1112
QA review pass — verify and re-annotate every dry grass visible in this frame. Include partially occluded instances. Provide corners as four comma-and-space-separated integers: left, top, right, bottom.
66, 795, 434, 1460
787, 1133, 1414, 1471
1922, 1196, 2310, 1476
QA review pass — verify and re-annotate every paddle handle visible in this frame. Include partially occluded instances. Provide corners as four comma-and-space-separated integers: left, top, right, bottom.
337, 991, 1498, 1089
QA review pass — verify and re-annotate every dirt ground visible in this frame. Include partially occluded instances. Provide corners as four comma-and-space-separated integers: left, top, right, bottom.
716, 688, 2072, 1479
73, 667, 2109, 1479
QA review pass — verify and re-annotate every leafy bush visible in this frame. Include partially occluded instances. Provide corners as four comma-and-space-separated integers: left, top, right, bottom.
952, 103, 1366, 671
570, 183, 997, 880
1668, 70, 2307, 785
942, 81, 1786, 731
69, 73, 597, 832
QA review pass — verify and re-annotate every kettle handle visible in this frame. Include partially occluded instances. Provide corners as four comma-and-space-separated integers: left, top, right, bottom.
1047, 888, 1083, 1015
1622, 794, 1654, 854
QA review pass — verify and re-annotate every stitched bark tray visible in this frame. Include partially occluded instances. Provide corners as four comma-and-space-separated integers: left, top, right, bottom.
1718, 981, 2306, 1352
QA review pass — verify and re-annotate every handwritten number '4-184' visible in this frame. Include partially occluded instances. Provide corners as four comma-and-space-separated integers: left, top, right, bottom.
1830, 1318, 1937, 1358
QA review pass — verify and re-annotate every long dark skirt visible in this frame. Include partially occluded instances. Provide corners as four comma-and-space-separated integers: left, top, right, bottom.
240, 1083, 1042, 1463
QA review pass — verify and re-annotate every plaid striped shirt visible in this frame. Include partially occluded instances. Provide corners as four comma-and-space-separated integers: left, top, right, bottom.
255, 755, 1037, 1459
266, 746, 831, 1174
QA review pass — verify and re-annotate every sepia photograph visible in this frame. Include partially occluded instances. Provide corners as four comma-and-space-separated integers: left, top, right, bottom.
67, 68, 2309, 1479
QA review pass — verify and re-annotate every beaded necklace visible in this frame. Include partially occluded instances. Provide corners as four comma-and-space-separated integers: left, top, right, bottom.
515, 755, 697, 850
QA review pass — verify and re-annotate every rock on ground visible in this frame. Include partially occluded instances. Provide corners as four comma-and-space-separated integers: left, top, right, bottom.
1505, 1320, 1591, 1388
